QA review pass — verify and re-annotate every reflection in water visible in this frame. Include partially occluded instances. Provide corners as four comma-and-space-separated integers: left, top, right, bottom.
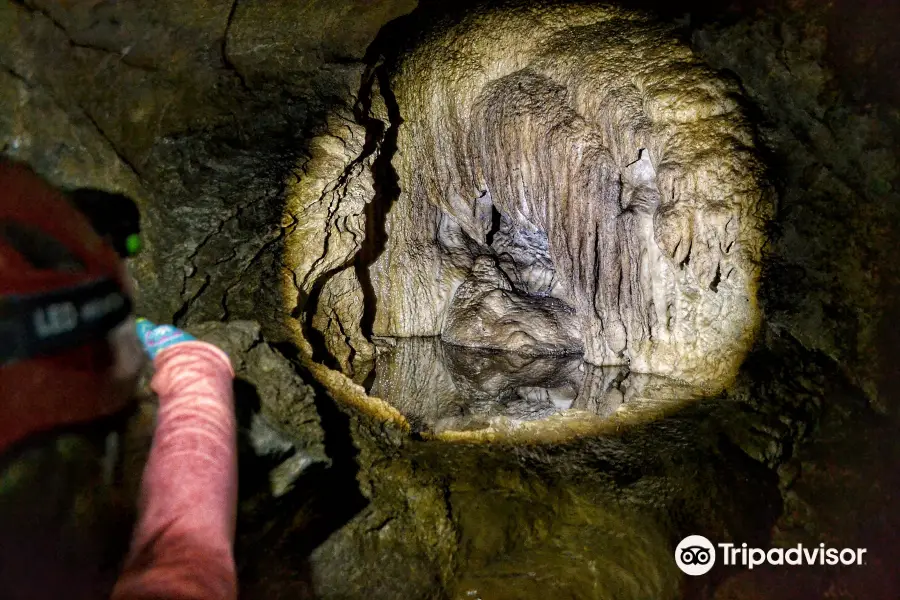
367, 338, 707, 433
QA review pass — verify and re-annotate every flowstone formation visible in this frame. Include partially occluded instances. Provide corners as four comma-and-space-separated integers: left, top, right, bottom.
441, 255, 583, 356
3, 0, 900, 598
287, 3, 773, 392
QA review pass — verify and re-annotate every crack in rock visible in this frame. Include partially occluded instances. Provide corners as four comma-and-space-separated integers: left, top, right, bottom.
360, 5, 774, 390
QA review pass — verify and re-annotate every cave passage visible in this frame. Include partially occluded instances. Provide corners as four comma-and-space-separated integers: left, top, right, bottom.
2, 0, 898, 598
287, 3, 772, 411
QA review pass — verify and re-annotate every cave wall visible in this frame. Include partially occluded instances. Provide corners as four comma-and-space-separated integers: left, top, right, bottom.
278, 2, 776, 390
0, 0, 416, 339
373, 3, 773, 389
5, 0, 894, 407
691, 2, 900, 412
2, 1, 900, 599
281, 0, 899, 409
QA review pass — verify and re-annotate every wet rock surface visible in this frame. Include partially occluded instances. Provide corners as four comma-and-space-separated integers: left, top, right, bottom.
0, 0, 899, 599
441, 255, 583, 356
189, 320, 329, 497
298, 2, 774, 389
368, 336, 708, 434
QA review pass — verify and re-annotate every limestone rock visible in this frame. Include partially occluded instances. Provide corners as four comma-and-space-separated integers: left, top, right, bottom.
189, 320, 329, 496
693, 10, 900, 411
368, 336, 708, 434
0, 0, 417, 338
368, 3, 773, 389
312, 266, 375, 375
283, 111, 376, 303
0, 69, 142, 198
226, 0, 416, 98
281, 110, 380, 369
0, 0, 243, 163
491, 213, 564, 298
441, 255, 583, 356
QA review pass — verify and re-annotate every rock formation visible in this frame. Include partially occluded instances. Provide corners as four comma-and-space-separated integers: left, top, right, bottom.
3, 1, 900, 598
441, 255, 583, 355
188, 320, 329, 497
368, 336, 707, 434
290, 3, 774, 390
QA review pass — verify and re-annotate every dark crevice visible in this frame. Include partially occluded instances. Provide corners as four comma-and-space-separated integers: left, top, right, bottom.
361, 361, 378, 392
679, 237, 692, 270
260, 343, 370, 551
293, 16, 408, 369
298, 83, 392, 297
709, 263, 722, 292
332, 307, 357, 367
297, 265, 347, 370
293, 68, 396, 368
670, 235, 682, 261
220, 289, 231, 322
221, 0, 251, 91
486, 204, 502, 246
79, 110, 143, 177
355, 66, 401, 342
173, 274, 210, 327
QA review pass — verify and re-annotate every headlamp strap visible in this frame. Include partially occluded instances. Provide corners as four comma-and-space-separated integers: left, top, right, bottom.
0, 278, 131, 366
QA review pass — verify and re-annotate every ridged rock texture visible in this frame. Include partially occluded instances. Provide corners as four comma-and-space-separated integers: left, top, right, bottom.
441, 255, 583, 355
4, 0, 900, 598
291, 3, 773, 390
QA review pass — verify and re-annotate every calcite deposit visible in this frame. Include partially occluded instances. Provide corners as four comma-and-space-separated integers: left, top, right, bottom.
288, 3, 773, 390
3, 1, 899, 599
441, 255, 583, 356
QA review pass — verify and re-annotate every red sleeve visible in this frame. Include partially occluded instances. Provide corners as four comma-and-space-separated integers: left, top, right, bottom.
112, 341, 238, 600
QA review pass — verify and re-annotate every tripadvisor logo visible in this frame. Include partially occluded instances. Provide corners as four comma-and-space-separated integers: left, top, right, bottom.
675, 535, 868, 576
676, 535, 716, 576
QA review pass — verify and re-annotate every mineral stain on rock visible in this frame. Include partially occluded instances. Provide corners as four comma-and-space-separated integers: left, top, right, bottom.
2, 0, 899, 599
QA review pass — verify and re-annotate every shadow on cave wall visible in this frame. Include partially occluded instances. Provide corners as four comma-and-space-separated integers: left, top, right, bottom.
2, 0, 899, 598
232, 376, 368, 600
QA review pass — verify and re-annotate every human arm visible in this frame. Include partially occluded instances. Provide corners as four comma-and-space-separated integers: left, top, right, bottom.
111, 324, 238, 600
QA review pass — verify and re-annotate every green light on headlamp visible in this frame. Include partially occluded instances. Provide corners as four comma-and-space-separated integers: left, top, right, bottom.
125, 233, 142, 257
